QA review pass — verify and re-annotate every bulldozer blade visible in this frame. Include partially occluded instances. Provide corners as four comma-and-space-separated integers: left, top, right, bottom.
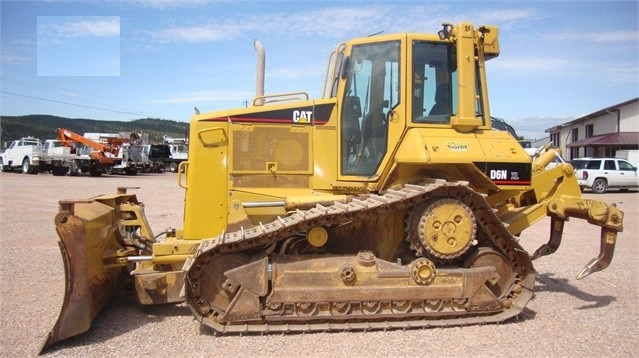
42, 200, 131, 353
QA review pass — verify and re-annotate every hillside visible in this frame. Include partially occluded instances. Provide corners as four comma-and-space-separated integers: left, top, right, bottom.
0, 115, 189, 147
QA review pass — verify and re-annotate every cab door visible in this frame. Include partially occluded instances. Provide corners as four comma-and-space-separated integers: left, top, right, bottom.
339, 39, 402, 179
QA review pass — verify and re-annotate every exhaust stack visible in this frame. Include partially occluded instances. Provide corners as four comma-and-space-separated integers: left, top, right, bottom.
254, 39, 265, 106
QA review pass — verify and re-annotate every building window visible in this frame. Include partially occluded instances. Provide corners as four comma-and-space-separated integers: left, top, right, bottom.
571, 147, 580, 160
568, 128, 579, 159
550, 132, 560, 147
585, 124, 594, 138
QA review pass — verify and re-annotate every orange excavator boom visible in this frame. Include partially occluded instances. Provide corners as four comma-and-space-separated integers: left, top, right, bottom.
56, 128, 122, 163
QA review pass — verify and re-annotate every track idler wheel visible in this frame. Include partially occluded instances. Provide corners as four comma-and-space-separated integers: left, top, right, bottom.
199, 254, 249, 315
464, 247, 515, 299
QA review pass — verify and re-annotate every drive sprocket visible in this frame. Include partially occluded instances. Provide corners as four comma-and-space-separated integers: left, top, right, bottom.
408, 198, 477, 260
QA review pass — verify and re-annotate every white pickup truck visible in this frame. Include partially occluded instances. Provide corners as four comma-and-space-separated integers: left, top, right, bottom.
571, 157, 638, 193
1, 137, 72, 176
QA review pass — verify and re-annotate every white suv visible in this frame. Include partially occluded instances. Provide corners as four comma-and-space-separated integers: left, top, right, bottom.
571, 157, 638, 193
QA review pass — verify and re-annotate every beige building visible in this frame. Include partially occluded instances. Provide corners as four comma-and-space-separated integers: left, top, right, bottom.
545, 98, 638, 161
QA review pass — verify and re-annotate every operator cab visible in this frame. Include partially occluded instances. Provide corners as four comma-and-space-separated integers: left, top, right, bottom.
339, 34, 485, 178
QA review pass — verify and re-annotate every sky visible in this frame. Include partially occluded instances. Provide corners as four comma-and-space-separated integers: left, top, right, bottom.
1, 0, 637, 141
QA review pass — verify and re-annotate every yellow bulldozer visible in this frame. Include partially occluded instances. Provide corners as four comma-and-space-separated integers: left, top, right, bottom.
44, 22, 624, 351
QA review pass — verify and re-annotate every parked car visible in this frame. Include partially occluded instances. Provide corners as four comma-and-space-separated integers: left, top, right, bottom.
570, 157, 638, 193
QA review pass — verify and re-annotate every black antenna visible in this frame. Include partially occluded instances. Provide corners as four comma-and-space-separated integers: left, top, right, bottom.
367, 31, 384, 37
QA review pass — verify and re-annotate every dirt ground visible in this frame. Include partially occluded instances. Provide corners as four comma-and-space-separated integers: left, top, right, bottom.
0, 172, 637, 357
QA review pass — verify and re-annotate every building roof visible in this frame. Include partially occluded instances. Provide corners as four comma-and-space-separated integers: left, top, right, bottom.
545, 97, 638, 133
567, 131, 639, 147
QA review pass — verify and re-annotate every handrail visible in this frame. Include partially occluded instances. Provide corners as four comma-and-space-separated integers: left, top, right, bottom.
252, 91, 309, 106
322, 43, 346, 99
177, 161, 188, 189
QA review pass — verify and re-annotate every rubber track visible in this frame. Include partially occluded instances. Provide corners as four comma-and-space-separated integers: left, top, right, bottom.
184, 180, 536, 334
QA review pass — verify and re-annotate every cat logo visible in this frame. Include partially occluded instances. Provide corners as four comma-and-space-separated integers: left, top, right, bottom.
293, 110, 312, 123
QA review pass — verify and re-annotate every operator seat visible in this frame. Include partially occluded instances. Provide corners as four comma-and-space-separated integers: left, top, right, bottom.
428, 84, 449, 117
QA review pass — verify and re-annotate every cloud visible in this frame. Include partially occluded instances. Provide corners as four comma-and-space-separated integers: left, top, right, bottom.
507, 116, 574, 139
130, 0, 210, 9
591, 31, 638, 43
147, 6, 388, 43
149, 24, 240, 43
145, 5, 450, 43
548, 31, 638, 43
268, 67, 323, 80
601, 66, 639, 83
143, 4, 547, 46
151, 90, 252, 104
491, 57, 576, 72
277, 7, 387, 37
1, 54, 31, 65
473, 8, 540, 26
41, 16, 120, 39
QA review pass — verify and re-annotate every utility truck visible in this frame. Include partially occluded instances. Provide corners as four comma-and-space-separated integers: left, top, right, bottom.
0, 137, 72, 175
148, 136, 188, 172
58, 129, 158, 176
58, 128, 125, 176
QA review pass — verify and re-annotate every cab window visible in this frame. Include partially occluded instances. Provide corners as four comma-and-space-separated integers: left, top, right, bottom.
412, 41, 457, 124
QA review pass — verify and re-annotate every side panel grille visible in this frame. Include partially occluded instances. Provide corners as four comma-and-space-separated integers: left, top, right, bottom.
230, 124, 313, 188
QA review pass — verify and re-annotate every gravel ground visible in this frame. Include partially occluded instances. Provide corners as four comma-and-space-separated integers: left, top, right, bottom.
0, 172, 637, 357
